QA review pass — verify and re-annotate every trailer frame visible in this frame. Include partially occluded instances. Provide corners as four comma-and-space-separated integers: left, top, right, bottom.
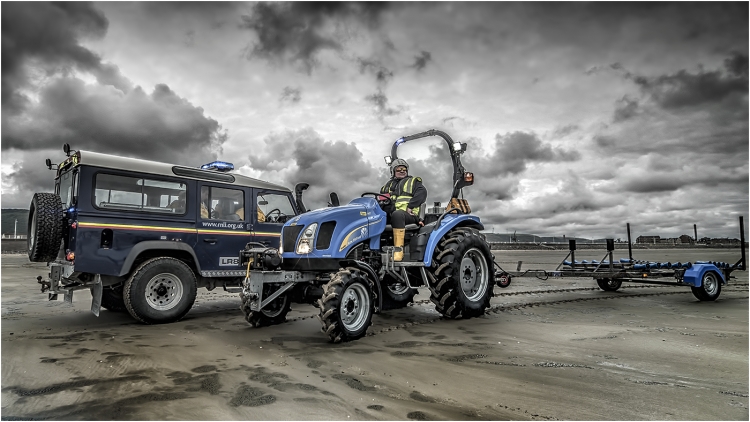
493, 216, 747, 301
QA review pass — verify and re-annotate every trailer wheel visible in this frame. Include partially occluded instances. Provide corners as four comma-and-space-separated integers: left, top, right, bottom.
429, 227, 493, 319
596, 278, 622, 292
380, 274, 417, 310
92, 284, 127, 312
496, 272, 512, 288
317, 268, 374, 343
27, 193, 63, 262
240, 284, 291, 327
124, 257, 197, 324
691, 271, 722, 301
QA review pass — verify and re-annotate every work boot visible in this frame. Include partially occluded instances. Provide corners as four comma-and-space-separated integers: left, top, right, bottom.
393, 228, 405, 262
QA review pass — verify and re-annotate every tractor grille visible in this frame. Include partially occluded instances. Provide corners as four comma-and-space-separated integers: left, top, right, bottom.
315, 221, 337, 250
282, 225, 304, 252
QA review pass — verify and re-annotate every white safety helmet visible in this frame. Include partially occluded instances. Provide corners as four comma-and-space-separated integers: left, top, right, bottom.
390, 158, 409, 175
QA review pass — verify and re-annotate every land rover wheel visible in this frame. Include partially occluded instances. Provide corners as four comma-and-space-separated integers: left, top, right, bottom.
240, 284, 291, 327
317, 268, 374, 343
124, 257, 197, 324
27, 193, 63, 262
429, 227, 493, 319
596, 278, 622, 292
691, 271, 722, 301
92, 284, 127, 312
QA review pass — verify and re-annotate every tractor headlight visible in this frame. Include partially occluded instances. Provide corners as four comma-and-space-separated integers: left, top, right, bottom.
296, 223, 318, 254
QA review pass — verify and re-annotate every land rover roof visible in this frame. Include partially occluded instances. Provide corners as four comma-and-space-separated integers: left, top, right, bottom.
59, 150, 291, 192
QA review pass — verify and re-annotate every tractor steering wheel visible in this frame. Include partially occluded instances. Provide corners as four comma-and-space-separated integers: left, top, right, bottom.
361, 192, 393, 211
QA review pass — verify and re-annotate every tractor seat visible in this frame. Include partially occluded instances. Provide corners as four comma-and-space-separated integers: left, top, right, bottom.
384, 203, 426, 232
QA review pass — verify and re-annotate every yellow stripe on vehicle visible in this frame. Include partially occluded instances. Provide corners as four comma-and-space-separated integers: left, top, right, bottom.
78, 222, 197, 233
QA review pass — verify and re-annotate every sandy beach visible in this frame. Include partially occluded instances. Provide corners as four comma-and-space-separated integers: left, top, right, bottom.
1, 249, 747, 420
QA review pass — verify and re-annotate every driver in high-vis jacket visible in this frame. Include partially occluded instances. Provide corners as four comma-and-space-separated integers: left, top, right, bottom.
379, 159, 427, 261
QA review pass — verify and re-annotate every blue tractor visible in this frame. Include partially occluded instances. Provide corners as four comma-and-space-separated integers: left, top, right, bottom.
239, 130, 497, 342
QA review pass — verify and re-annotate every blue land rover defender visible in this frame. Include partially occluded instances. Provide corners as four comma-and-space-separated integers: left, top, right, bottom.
28, 145, 306, 324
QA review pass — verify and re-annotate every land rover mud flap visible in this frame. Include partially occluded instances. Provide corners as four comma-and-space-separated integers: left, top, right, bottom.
90, 275, 103, 316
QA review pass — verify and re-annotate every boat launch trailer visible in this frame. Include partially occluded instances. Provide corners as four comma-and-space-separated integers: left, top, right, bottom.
493, 216, 747, 302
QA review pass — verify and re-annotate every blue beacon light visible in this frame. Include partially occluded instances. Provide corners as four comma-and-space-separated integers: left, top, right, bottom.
201, 161, 235, 172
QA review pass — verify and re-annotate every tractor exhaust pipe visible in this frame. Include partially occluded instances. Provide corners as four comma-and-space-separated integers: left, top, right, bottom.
294, 183, 309, 214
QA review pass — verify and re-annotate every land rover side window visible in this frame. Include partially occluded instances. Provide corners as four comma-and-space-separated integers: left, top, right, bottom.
257, 191, 295, 224
201, 186, 244, 221
57, 169, 77, 208
94, 173, 187, 214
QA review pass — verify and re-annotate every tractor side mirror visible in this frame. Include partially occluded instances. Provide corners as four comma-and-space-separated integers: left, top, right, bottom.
45, 158, 53, 169
63, 143, 71, 157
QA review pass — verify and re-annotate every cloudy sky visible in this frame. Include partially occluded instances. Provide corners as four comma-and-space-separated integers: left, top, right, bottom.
2, 2, 748, 239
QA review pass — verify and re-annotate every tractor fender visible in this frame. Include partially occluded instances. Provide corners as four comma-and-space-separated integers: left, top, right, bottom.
339, 259, 383, 313
683, 264, 726, 287
422, 214, 484, 267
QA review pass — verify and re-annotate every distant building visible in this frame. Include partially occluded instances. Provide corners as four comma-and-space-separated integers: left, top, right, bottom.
679, 234, 694, 244
636, 235, 660, 244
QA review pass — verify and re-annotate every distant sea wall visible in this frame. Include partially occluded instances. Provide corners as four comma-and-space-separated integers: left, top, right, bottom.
1, 239, 27, 254
488, 242, 748, 251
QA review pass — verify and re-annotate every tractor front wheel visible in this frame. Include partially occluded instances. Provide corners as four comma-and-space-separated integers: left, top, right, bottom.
317, 268, 375, 343
240, 284, 291, 327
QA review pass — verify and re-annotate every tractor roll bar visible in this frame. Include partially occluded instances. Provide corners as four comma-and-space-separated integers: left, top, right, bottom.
391, 129, 469, 198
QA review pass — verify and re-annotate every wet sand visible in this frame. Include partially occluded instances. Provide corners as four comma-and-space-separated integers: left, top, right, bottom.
1, 250, 748, 420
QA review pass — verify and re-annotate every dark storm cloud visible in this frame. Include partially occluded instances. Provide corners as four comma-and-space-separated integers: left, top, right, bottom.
365, 91, 401, 123
620, 168, 749, 194
551, 124, 580, 139
247, 128, 383, 208
2, 80, 229, 208
613, 96, 639, 122
280, 86, 302, 105
491, 132, 580, 175
4, 149, 62, 199
1, 2, 131, 113
357, 58, 394, 86
620, 52, 749, 110
633, 68, 747, 110
1, 1, 230, 209
411, 51, 433, 72
240, 2, 389, 73
3, 78, 227, 165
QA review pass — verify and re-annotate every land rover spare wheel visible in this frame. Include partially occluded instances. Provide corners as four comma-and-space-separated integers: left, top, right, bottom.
27, 193, 64, 262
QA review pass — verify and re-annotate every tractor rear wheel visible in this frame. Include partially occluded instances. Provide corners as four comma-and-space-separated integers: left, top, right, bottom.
317, 268, 374, 343
429, 228, 493, 319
